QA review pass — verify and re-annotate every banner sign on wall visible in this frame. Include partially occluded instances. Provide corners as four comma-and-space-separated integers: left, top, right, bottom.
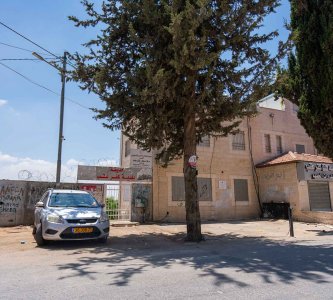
297, 162, 333, 181
77, 165, 152, 182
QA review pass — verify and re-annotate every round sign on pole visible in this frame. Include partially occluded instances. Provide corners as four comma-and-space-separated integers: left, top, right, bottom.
188, 155, 197, 169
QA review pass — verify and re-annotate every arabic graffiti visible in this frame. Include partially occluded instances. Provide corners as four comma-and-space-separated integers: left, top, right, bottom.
0, 185, 24, 214
302, 162, 333, 181
262, 171, 285, 181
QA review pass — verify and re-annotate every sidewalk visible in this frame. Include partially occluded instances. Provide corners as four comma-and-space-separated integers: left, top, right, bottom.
1, 219, 331, 251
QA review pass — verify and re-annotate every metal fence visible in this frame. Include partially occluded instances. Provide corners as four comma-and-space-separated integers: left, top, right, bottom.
106, 208, 131, 221
105, 184, 131, 221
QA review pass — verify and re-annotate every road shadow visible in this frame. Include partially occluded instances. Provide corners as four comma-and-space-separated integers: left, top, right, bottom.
46, 226, 333, 288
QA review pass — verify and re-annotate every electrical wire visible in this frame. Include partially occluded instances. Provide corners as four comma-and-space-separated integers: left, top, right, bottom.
0, 22, 87, 106
0, 61, 91, 110
0, 23, 77, 69
0, 21, 59, 59
0, 41, 49, 55
0, 58, 57, 61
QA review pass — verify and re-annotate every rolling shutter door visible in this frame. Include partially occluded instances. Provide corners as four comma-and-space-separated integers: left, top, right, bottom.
308, 182, 332, 211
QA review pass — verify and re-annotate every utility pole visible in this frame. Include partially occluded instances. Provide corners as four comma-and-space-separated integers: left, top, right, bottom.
56, 52, 67, 184
32, 51, 67, 184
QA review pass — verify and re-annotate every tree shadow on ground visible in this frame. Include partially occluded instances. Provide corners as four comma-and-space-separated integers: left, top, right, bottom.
306, 229, 333, 236
45, 226, 333, 288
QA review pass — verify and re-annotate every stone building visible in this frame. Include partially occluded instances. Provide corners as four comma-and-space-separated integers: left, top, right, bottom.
120, 95, 333, 224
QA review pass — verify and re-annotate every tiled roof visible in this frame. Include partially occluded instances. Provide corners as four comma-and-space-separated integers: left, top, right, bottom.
256, 151, 333, 168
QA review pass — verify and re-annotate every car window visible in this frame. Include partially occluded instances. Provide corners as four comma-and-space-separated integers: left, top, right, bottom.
48, 193, 100, 208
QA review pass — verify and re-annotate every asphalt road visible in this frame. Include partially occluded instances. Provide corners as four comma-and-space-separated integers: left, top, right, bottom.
0, 221, 332, 299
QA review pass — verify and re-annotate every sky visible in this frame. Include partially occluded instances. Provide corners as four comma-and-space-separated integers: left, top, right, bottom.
0, 0, 290, 182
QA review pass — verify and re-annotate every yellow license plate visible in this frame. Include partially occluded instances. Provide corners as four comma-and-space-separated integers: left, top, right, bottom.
72, 227, 93, 233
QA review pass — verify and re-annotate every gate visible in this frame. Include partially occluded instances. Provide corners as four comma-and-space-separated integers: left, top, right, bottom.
105, 183, 131, 221
77, 165, 152, 222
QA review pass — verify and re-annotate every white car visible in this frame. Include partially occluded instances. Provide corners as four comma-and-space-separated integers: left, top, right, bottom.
33, 189, 109, 246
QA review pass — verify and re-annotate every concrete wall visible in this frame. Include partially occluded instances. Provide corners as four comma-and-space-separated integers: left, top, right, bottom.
257, 163, 299, 207
131, 183, 152, 222
293, 211, 333, 225
0, 180, 105, 227
257, 164, 333, 225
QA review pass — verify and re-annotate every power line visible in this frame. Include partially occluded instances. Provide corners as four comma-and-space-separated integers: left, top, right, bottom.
0, 22, 77, 69
0, 41, 50, 56
0, 58, 57, 61
0, 21, 60, 59
0, 62, 91, 110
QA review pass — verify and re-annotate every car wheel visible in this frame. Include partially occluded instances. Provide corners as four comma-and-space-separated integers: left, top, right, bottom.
34, 224, 48, 247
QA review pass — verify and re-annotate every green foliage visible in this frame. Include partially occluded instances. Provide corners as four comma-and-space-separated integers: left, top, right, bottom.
69, 0, 285, 165
275, 1, 333, 158
105, 196, 119, 220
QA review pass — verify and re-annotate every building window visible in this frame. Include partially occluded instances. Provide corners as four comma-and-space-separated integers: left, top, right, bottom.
172, 176, 212, 201
232, 131, 245, 150
264, 134, 271, 153
234, 179, 249, 202
125, 140, 131, 157
198, 135, 210, 147
296, 144, 305, 154
276, 135, 283, 154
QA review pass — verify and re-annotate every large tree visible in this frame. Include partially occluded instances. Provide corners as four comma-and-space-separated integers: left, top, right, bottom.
70, 0, 284, 241
275, 1, 333, 158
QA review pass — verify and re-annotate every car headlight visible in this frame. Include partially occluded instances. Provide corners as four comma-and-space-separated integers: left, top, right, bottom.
46, 214, 64, 224
99, 211, 109, 223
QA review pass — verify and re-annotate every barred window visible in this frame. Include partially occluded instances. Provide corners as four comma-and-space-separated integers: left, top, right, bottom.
232, 131, 245, 150
172, 177, 212, 201
276, 135, 283, 154
264, 134, 271, 153
234, 179, 249, 202
198, 135, 210, 147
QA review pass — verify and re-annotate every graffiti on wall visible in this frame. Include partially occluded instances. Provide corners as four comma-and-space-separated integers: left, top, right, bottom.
262, 171, 285, 181
0, 185, 24, 214
131, 184, 152, 222
0, 180, 105, 227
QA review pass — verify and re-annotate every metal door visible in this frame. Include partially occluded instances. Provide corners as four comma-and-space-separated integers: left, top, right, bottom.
308, 181, 332, 211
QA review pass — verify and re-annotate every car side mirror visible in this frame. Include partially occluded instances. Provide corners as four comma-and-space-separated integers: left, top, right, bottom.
101, 203, 105, 208
35, 201, 44, 208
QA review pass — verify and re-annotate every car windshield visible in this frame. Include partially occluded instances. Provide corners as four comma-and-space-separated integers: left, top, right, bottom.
48, 193, 100, 208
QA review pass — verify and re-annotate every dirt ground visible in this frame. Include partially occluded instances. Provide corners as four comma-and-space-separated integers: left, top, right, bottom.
1, 220, 332, 299
0, 219, 332, 251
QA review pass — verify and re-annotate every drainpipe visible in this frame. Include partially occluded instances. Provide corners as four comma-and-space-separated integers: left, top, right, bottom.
246, 116, 263, 216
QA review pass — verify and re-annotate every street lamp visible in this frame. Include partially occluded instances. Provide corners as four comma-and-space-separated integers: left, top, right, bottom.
32, 51, 67, 184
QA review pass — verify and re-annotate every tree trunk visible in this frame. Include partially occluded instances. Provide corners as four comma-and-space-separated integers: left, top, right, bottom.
183, 98, 202, 242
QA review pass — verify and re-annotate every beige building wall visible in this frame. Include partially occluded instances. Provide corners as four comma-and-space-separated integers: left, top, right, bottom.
257, 163, 333, 225
250, 100, 316, 164
295, 180, 333, 225
152, 132, 260, 222
256, 163, 299, 207
121, 98, 320, 223
120, 135, 136, 168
